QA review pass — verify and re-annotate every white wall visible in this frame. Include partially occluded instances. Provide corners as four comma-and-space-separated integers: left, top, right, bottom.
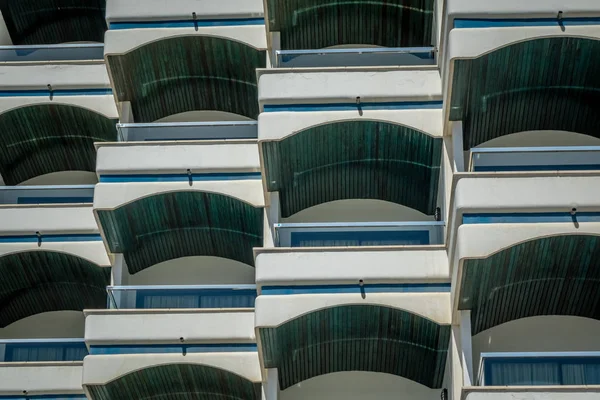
476, 130, 600, 148
281, 199, 433, 223
0, 311, 85, 339
156, 110, 254, 123
126, 256, 256, 285
280, 371, 438, 400
19, 171, 98, 186
472, 316, 600, 375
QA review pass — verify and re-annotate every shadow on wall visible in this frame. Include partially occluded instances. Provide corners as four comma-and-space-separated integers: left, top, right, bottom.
281, 199, 432, 224
125, 256, 256, 286
0, 311, 85, 339
280, 371, 438, 400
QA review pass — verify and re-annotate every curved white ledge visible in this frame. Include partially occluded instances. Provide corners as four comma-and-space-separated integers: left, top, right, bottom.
82, 353, 262, 385
255, 293, 451, 328
258, 110, 443, 141
104, 26, 267, 56
93, 180, 265, 210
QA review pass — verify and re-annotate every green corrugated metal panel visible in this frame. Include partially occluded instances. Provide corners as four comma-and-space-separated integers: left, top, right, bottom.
260, 305, 450, 389
450, 37, 600, 150
0, 104, 117, 185
0, 0, 106, 45
0, 251, 109, 327
86, 363, 261, 400
460, 235, 600, 335
107, 36, 266, 122
262, 121, 442, 218
267, 0, 434, 49
97, 191, 263, 274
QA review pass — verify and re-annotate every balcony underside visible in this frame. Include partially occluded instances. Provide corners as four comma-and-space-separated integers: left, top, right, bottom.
0, 251, 109, 328
262, 121, 442, 218
259, 304, 450, 390
0, 104, 117, 185
459, 234, 600, 335
266, 0, 434, 49
86, 363, 261, 400
0, 0, 107, 45
107, 35, 266, 122
450, 37, 600, 149
96, 191, 263, 274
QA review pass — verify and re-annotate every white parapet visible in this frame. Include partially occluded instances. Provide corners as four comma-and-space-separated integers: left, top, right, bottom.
85, 309, 256, 345
105, 0, 264, 24
0, 362, 84, 396
96, 141, 260, 176
0, 62, 117, 118
257, 68, 442, 109
254, 246, 449, 290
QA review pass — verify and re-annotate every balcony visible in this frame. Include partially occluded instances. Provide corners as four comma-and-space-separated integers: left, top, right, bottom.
469, 146, 600, 172
104, 0, 266, 124
0, 41, 118, 186
0, 186, 110, 267
274, 47, 436, 68
274, 221, 444, 247
460, 316, 600, 400
116, 121, 258, 141
107, 285, 257, 309
478, 352, 600, 387
0, 339, 86, 397
83, 307, 261, 400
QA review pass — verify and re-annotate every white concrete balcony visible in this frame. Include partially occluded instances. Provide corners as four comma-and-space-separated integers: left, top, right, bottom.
0, 338, 87, 398
83, 308, 261, 400
258, 68, 442, 111
0, 186, 110, 265
0, 45, 116, 117
94, 140, 263, 209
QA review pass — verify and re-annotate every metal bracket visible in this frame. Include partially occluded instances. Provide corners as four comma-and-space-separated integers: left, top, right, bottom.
187, 169, 193, 186
36, 231, 42, 247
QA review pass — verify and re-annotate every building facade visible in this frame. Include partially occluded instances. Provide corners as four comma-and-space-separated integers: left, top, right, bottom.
0, 0, 600, 399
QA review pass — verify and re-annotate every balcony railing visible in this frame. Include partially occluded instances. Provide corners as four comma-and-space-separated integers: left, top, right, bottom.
274, 221, 444, 247
479, 352, 600, 386
116, 121, 258, 142
0, 185, 95, 205
107, 285, 257, 309
0, 339, 87, 362
469, 146, 600, 172
274, 47, 436, 68
0, 44, 104, 62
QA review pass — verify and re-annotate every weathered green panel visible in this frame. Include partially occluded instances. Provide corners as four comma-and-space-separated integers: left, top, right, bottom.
86, 363, 261, 400
450, 37, 600, 149
262, 121, 442, 217
460, 235, 600, 335
107, 36, 266, 122
0, 104, 117, 185
260, 305, 450, 389
0, 0, 107, 45
97, 191, 264, 274
266, 0, 434, 49
0, 251, 109, 327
